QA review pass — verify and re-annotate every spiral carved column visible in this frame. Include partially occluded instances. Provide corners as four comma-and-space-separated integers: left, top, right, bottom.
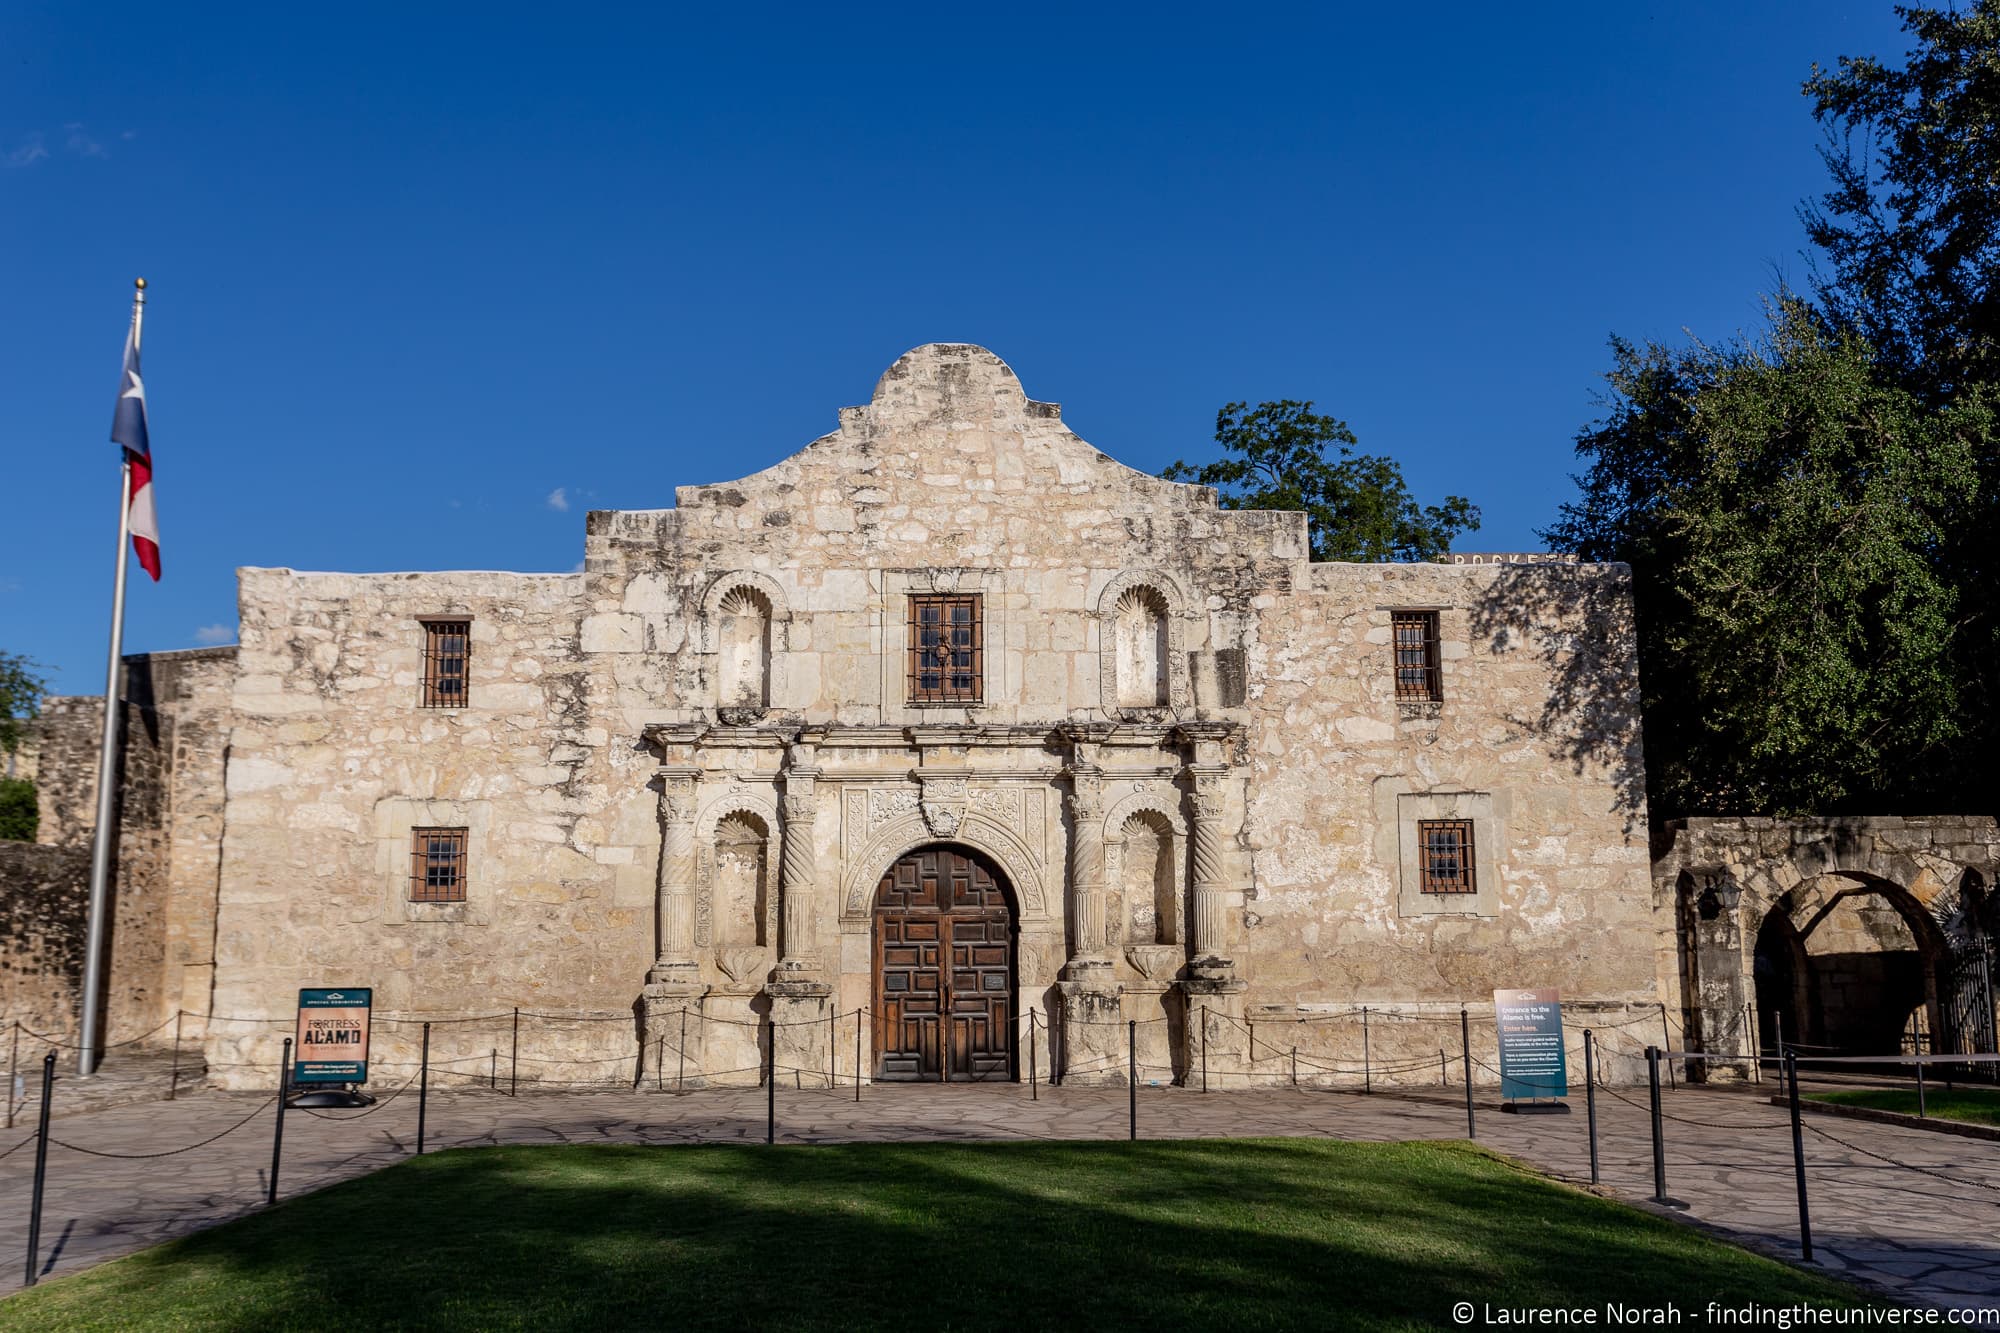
1188, 772, 1230, 965
777, 783, 818, 971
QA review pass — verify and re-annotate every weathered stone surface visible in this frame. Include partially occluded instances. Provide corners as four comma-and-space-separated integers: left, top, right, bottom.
21, 346, 1680, 1087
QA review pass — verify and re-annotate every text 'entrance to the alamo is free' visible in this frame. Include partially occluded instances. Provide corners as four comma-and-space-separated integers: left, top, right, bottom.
873, 845, 1017, 1082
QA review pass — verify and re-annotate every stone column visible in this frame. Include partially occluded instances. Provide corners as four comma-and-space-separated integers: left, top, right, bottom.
1057, 750, 1123, 1084
1689, 870, 1751, 1082
649, 768, 700, 984
1066, 770, 1108, 971
767, 735, 833, 1083
1187, 768, 1232, 970
643, 765, 708, 1086
774, 737, 821, 976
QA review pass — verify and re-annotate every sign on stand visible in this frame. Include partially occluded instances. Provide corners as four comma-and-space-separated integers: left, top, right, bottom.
1493, 988, 1568, 1110
295, 988, 372, 1085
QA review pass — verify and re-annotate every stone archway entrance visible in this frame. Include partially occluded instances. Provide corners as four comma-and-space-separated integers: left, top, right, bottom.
873, 845, 1016, 1082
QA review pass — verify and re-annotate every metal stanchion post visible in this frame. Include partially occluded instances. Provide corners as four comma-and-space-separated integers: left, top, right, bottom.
1439, 1047, 1447, 1088
23, 1051, 54, 1288
6, 1019, 18, 1129
1746, 1002, 1761, 1084
1028, 1011, 1037, 1102
1461, 1008, 1476, 1139
1659, 1003, 1675, 1089
1584, 1029, 1600, 1185
491, 1048, 498, 1091
1917, 1057, 1928, 1118
268, 1038, 292, 1206
416, 1023, 431, 1156
1200, 1005, 1208, 1093
1647, 1046, 1674, 1205
828, 1009, 836, 1089
1128, 1019, 1137, 1141
1786, 1050, 1813, 1262
1773, 1010, 1786, 1098
167, 1009, 183, 1102
655, 1037, 664, 1092
510, 1007, 520, 1097
1291, 1045, 1297, 1089
1363, 1006, 1372, 1094
678, 1008, 688, 1094
765, 1024, 775, 1146
854, 1009, 863, 1103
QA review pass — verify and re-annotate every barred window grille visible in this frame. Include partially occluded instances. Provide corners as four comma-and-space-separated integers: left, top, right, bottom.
907, 594, 982, 705
1392, 610, 1442, 702
410, 827, 468, 902
421, 620, 471, 708
1418, 819, 1476, 894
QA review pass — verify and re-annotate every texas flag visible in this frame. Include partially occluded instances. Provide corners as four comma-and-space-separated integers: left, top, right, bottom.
110, 316, 160, 580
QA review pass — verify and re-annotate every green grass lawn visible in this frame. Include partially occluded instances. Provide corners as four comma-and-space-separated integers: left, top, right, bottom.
1808, 1086, 2000, 1126
3, 1139, 1866, 1332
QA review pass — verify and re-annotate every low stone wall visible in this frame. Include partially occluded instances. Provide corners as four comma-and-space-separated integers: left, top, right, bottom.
0, 841, 90, 1039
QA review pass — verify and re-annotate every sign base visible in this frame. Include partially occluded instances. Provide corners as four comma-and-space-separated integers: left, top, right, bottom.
1501, 1100, 1571, 1115
289, 1087, 376, 1109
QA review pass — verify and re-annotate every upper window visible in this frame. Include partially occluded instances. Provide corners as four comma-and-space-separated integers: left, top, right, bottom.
1392, 610, 1441, 702
421, 620, 470, 708
410, 827, 468, 902
1417, 819, 1475, 894
907, 594, 982, 705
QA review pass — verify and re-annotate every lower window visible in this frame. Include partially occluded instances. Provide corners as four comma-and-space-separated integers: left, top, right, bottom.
410, 827, 468, 902
1417, 819, 1475, 894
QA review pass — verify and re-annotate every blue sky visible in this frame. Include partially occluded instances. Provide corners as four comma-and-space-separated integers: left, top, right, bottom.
2, 2, 1910, 694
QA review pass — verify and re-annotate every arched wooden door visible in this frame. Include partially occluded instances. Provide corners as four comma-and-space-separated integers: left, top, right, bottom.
874, 845, 1015, 1082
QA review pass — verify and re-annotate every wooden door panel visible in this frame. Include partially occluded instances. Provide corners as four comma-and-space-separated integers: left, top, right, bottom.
874, 846, 1014, 1082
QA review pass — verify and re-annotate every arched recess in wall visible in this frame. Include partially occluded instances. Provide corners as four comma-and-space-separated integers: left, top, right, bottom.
693, 792, 780, 960
699, 572, 790, 721
1102, 790, 1188, 961
1096, 570, 1192, 718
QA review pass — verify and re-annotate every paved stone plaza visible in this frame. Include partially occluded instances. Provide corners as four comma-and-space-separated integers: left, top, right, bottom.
3, 1080, 1997, 1311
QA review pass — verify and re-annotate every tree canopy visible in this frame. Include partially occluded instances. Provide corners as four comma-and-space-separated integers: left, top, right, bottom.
0, 651, 45, 757
1804, 0, 2000, 398
1163, 400, 1480, 562
1546, 302, 1988, 816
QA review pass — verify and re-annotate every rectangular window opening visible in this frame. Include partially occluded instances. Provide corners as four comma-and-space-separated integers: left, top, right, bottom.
421, 620, 471, 709
907, 594, 982, 705
1418, 819, 1476, 894
410, 827, 469, 902
1392, 610, 1442, 702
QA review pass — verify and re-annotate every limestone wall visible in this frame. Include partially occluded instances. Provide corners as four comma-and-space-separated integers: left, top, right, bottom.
201, 344, 1666, 1087
0, 842, 89, 1039
0, 649, 236, 1048
206, 569, 655, 1086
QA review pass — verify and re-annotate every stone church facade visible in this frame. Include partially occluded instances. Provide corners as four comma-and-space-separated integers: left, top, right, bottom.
12, 345, 1673, 1088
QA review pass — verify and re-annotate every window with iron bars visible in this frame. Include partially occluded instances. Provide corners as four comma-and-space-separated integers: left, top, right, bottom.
907, 594, 982, 705
1392, 610, 1441, 702
410, 827, 469, 902
1417, 819, 1476, 894
420, 620, 471, 708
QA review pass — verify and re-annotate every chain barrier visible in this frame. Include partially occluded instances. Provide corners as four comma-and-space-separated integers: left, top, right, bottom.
46, 1094, 279, 1160
1798, 1117, 2000, 1197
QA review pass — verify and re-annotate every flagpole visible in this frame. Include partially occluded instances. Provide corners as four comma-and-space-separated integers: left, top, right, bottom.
78, 277, 144, 1078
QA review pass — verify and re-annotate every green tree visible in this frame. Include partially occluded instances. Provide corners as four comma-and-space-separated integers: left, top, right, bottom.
1162, 400, 1480, 562
0, 652, 45, 842
1803, 0, 2000, 397
0, 779, 34, 842
0, 651, 44, 758
1546, 301, 1988, 816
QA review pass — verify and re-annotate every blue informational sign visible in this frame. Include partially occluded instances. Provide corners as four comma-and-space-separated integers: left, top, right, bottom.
1493, 988, 1567, 1101
294, 988, 372, 1085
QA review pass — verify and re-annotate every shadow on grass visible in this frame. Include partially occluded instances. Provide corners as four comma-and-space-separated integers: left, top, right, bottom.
2, 1139, 1867, 1333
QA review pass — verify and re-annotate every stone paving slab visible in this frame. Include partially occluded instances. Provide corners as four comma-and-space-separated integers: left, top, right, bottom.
1, 1080, 1997, 1313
